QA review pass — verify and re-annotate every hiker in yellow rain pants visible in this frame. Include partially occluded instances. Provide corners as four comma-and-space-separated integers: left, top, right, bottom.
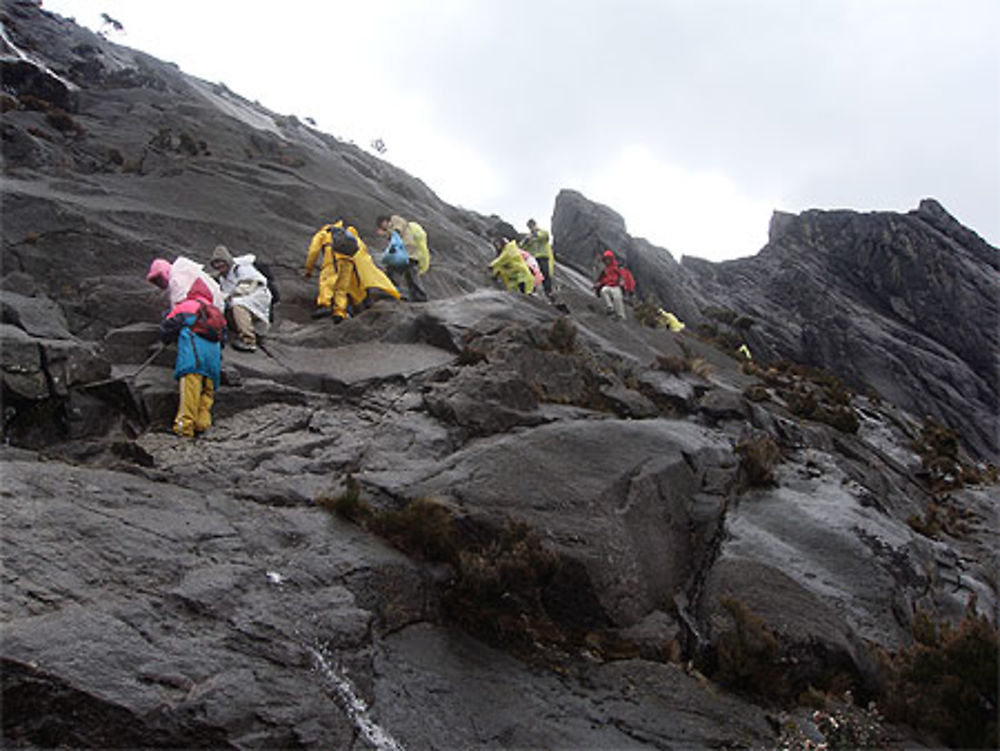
304, 220, 399, 320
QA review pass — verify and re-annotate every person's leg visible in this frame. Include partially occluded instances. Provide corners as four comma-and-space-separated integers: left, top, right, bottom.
173, 373, 202, 437
229, 304, 256, 348
317, 264, 336, 309
600, 286, 615, 315
331, 257, 354, 319
386, 265, 407, 300
195, 376, 214, 433
407, 261, 428, 302
539, 259, 553, 295
611, 286, 626, 319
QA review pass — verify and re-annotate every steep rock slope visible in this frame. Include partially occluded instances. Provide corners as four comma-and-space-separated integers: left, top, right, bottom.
2, 2, 997, 749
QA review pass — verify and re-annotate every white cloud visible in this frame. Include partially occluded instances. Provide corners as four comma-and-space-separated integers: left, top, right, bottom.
579, 145, 776, 262
37, 0, 1000, 257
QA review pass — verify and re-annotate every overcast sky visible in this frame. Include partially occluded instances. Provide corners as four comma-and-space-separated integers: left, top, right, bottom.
42, 0, 999, 261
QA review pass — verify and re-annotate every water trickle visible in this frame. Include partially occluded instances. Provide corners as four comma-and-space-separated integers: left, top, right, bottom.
307, 645, 404, 751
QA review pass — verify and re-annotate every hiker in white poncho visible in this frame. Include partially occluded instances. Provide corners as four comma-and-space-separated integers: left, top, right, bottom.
209, 244, 272, 352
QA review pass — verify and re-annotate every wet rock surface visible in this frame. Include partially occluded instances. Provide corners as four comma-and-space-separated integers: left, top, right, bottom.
2, 2, 996, 748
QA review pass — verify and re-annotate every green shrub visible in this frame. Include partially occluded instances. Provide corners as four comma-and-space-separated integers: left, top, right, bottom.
446, 521, 563, 650
634, 297, 663, 328
713, 596, 781, 696
881, 601, 998, 748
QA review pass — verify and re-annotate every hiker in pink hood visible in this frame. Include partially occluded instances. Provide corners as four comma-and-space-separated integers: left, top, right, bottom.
147, 256, 224, 309
159, 278, 225, 437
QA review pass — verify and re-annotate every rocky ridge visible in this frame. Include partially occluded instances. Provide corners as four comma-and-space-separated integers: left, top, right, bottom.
2, 2, 997, 749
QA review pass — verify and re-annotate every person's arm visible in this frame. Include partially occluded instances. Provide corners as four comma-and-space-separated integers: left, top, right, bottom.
304, 229, 326, 277
160, 312, 184, 343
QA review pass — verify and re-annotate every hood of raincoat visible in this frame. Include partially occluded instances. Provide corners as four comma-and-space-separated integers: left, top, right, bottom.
210, 244, 235, 270
147, 258, 170, 285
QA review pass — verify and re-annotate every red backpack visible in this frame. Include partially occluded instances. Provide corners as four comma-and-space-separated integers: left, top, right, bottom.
191, 300, 226, 342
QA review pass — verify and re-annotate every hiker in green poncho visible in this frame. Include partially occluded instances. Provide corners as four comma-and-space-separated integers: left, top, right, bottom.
521, 219, 555, 297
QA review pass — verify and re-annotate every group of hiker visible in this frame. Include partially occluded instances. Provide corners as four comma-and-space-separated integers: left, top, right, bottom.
146, 211, 645, 439
145, 212, 432, 438
488, 218, 556, 298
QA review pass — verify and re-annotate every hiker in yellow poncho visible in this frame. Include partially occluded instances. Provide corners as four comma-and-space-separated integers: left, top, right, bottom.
376, 214, 430, 301
521, 219, 555, 297
489, 237, 535, 294
304, 220, 400, 321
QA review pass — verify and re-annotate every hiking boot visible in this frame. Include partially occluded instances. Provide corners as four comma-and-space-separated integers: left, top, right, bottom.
311, 307, 331, 319
231, 340, 256, 353
331, 314, 345, 325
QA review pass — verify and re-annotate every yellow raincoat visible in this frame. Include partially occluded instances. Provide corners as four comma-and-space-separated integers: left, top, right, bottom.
490, 240, 535, 294
656, 309, 686, 332
305, 221, 400, 315
387, 215, 431, 274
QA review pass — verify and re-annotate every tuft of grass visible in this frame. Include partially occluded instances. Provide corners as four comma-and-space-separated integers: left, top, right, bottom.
17, 93, 50, 112
316, 474, 371, 521
548, 316, 577, 354
735, 433, 781, 488
689, 357, 713, 379
45, 108, 83, 135
369, 498, 457, 563
24, 231, 39, 245
655, 354, 712, 378
910, 416, 985, 493
178, 131, 199, 156
907, 499, 972, 540
455, 347, 488, 366
743, 385, 770, 403
656, 355, 688, 375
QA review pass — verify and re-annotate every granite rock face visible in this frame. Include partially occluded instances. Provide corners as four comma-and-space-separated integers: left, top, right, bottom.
1, 2, 996, 748
553, 189, 998, 460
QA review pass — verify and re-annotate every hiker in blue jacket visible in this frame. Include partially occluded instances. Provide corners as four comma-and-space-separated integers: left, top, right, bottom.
159, 278, 224, 438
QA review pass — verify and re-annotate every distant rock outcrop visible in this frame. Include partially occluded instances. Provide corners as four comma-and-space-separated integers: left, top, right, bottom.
553, 190, 999, 460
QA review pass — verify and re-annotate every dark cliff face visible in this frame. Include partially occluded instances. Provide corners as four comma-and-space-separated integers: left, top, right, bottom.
2, 3, 998, 750
553, 189, 998, 460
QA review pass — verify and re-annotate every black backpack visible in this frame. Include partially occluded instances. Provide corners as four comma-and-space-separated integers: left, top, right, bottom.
330, 226, 359, 256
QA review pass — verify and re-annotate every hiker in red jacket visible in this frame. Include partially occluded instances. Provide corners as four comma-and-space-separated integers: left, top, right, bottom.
593, 250, 626, 320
